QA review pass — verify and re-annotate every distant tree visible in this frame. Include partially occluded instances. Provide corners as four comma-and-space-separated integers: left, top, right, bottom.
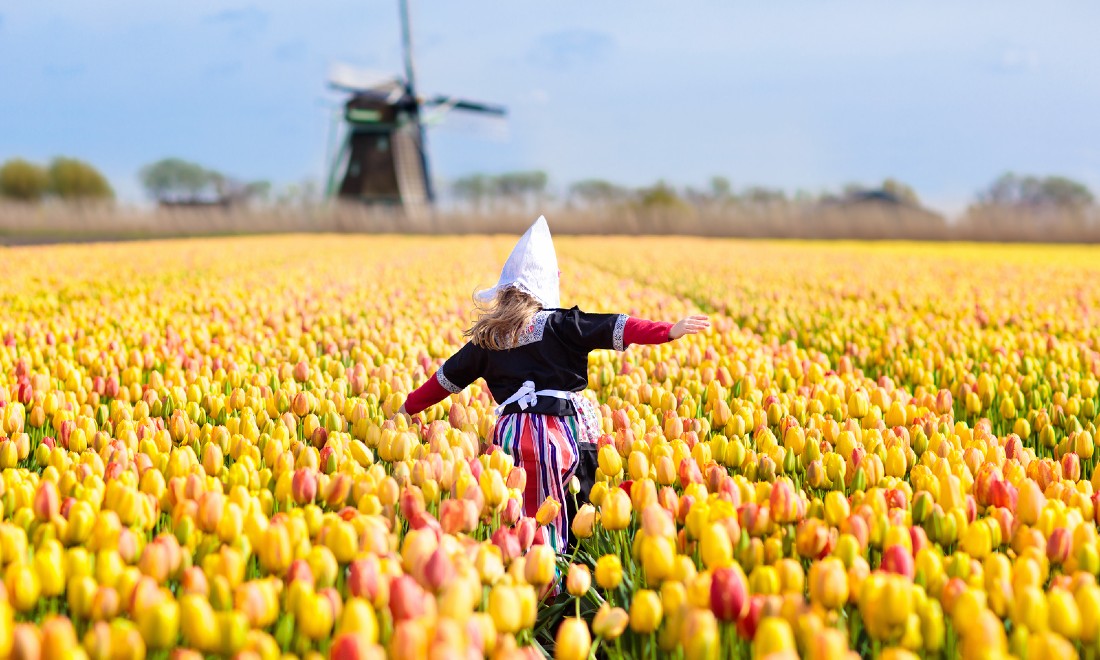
273, 179, 321, 208
245, 180, 272, 203
742, 186, 787, 205
636, 180, 685, 208
452, 174, 490, 212
1035, 176, 1094, 208
139, 158, 219, 202
841, 182, 866, 199
491, 171, 548, 210
683, 176, 734, 208
881, 178, 920, 206
709, 176, 732, 201
569, 179, 628, 207
48, 157, 114, 201
792, 189, 819, 205
0, 159, 50, 202
978, 172, 1094, 209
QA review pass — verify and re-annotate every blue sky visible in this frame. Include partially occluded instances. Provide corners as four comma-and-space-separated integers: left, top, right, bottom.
2, 1, 1098, 214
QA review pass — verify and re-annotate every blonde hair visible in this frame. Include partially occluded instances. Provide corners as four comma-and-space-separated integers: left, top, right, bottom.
465, 286, 543, 350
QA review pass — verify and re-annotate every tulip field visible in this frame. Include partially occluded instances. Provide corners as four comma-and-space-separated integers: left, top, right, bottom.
2, 235, 1100, 660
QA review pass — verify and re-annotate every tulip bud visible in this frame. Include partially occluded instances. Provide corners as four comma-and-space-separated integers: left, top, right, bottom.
421, 548, 454, 594
630, 589, 662, 634
33, 480, 60, 522
600, 487, 632, 532
598, 444, 623, 478
710, 565, 748, 622
388, 575, 427, 622
535, 497, 562, 527
595, 555, 623, 591
566, 565, 591, 597
524, 544, 556, 587
809, 557, 848, 610
555, 617, 592, 660
571, 505, 597, 540
291, 468, 318, 505
592, 603, 629, 640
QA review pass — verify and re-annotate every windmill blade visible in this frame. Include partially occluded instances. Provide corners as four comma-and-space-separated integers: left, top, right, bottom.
327, 62, 403, 95
398, 0, 419, 98
424, 95, 506, 116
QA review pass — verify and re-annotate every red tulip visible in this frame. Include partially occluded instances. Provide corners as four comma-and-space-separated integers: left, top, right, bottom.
710, 565, 748, 622
421, 548, 454, 593
880, 545, 915, 579
399, 486, 425, 521
330, 633, 384, 660
491, 527, 521, 564
989, 479, 1017, 510
33, 479, 60, 522
291, 468, 317, 505
506, 467, 527, 491
439, 499, 477, 535
515, 517, 537, 552
388, 576, 427, 622
736, 595, 764, 639
908, 526, 929, 556
286, 559, 314, 586
678, 459, 703, 487
348, 556, 384, 603
501, 497, 522, 526
1047, 527, 1071, 565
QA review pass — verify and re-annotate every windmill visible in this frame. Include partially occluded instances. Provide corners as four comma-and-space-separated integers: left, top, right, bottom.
325, 0, 506, 212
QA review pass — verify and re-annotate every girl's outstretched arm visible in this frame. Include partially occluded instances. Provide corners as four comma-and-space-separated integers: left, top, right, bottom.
559, 309, 710, 351
621, 314, 710, 345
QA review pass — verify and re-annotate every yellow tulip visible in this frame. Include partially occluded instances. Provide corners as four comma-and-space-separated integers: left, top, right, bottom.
524, 544, 556, 586
630, 589, 663, 633
592, 603, 629, 640
699, 522, 733, 569
598, 444, 623, 477
555, 618, 591, 660
595, 554, 623, 590
601, 487, 632, 531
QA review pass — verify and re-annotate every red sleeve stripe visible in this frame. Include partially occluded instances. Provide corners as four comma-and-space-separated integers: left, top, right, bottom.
623, 317, 673, 347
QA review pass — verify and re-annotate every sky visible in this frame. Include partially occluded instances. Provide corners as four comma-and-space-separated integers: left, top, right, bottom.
2, 1, 1099, 215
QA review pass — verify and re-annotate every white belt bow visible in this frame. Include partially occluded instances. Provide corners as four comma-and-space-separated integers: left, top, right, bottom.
495, 380, 573, 415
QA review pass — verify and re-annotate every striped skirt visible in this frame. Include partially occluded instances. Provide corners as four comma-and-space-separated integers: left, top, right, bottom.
491, 393, 600, 554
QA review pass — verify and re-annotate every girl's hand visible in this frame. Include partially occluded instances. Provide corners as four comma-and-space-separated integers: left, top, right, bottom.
669, 315, 710, 340
389, 404, 410, 425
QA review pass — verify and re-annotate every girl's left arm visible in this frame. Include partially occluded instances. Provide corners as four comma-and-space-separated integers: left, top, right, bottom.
561, 309, 710, 351
623, 315, 710, 344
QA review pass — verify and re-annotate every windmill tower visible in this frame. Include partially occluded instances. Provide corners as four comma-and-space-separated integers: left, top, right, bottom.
326, 0, 505, 213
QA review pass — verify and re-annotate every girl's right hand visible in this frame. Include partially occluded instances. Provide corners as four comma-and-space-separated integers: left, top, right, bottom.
669, 315, 710, 340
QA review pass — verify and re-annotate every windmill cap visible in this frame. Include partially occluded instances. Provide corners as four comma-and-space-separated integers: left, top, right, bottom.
474, 216, 561, 309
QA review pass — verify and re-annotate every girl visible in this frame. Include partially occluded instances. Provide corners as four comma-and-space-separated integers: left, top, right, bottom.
399, 217, 709, 554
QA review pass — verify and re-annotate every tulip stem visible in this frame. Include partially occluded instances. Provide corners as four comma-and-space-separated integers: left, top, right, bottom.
587, 637, 601, 660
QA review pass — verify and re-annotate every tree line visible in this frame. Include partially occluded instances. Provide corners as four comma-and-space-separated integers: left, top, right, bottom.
0, 158, 113, 202
138, 158, 272, 206
448, 171, 1095, 217
0, 156, 278, 207
3, 154, 1095, 220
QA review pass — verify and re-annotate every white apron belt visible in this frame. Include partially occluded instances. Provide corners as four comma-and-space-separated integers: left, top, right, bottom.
494, 380, 574, 416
